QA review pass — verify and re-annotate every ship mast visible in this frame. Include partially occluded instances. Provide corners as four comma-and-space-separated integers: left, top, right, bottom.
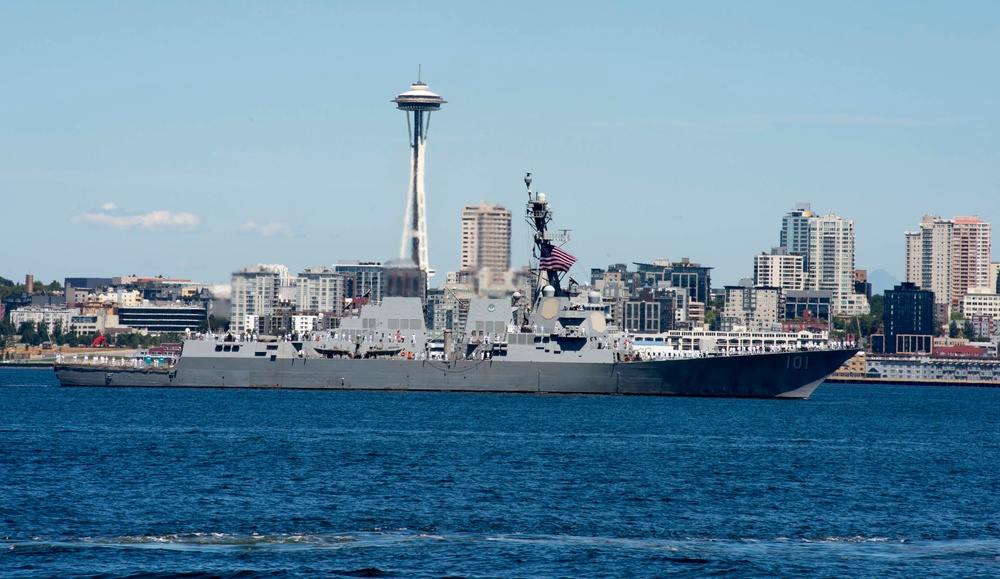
524, 172, 570, 297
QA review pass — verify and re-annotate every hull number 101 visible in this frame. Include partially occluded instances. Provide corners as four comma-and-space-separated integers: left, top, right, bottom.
787, 355, 809, 370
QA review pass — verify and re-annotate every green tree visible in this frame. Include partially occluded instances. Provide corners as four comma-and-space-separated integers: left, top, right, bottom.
0, 283, 26, 301
24, 321, 50, 346
949, 320, 960, 338
0, 333, 17, 360
868, 294, 885, 322
18, 321, 37, 346
963, 320, 976, 340
0, 317, 14, 337
704, 309, 718, 330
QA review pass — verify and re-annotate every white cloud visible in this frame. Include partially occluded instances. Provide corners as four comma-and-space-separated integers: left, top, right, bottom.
241, 221, 294, 237
71, 210, 200, 230
101, 202, 116, 210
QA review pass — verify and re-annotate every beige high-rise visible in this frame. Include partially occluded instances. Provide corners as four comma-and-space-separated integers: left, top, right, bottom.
904, 215, 992, 313
952, 217, 992, 305
461, 201, 512, 289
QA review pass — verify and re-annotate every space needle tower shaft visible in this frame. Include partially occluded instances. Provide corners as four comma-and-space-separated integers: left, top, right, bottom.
392, 74, 447, 277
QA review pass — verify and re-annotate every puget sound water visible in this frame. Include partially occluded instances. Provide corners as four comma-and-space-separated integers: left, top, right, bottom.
2, 367, 999, 578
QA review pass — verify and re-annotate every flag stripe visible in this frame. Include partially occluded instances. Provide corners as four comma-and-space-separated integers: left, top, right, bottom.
539, 243, 576, 271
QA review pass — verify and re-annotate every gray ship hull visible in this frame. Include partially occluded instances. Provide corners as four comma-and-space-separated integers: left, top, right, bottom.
56, 347, 855, 399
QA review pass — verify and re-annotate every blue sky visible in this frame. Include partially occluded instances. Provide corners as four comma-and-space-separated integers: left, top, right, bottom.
2, 2, 998, 290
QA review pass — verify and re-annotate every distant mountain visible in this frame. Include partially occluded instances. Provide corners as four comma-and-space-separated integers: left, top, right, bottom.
868, 269, 899, 295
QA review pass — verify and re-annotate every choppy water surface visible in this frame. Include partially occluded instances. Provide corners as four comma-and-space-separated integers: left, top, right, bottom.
2, 368, 999, 577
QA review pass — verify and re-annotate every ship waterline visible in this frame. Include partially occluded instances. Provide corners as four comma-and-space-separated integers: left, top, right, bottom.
55, 337, 854, 399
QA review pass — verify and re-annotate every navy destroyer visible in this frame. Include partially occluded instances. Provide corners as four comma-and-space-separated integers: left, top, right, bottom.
56, 175, 857, 398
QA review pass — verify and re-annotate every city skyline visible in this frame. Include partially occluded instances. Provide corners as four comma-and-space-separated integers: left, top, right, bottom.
2, 2, 998, 289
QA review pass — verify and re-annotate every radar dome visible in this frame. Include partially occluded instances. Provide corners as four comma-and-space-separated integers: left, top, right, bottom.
588, 291, 601, 304
542, 285, 556, 297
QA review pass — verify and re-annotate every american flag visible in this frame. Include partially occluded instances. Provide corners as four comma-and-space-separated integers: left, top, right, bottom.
539, 242, 576, 272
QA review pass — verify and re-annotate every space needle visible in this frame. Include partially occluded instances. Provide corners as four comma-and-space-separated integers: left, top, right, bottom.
392, 72, 446, 278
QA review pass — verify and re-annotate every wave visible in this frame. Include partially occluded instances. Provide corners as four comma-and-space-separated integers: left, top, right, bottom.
6, 531, 1000, 557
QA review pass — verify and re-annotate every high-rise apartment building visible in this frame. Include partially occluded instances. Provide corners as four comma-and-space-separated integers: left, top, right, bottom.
952, 216, 992, 304
773, 204, 868, 316
779, 203, 813, 270
807, 214, 869, 316
753, 247, 805, 291
230, 264, 284, 334
904, 215, 992, 317
905, 215, 952, 316
460, 201, 512, 288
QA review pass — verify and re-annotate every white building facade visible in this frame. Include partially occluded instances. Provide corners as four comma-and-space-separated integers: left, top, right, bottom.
961, 290, 1000, 319
295, 266, 346, 313
807, 214, 869, 316
230, 265, 284, 334
753, 249, 805, 291
11, 306, 80, 335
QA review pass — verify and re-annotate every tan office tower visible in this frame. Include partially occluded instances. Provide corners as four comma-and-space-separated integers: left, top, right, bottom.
461, 201, 512, 289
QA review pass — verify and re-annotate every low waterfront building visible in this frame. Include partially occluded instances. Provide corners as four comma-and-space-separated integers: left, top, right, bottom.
117, 305, 207, 333
961, 290, 1000, 319
864, 355, 1000, 383
10, 306, 80, 335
